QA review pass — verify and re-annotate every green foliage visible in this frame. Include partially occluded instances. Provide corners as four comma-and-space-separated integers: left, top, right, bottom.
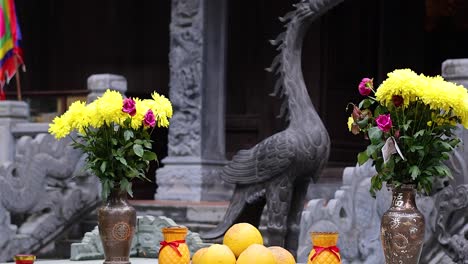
348, 96, 462, 197
71, 118, 158, 199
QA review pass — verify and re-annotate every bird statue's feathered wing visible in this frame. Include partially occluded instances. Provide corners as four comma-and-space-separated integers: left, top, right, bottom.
221, 132, 296, 184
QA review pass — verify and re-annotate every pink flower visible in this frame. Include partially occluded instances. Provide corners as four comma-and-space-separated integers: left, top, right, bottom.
122, 98, 136, 116
394, 130, 400, 139
143, 110, 156, 127
358, 78, 373, 96
375, 114, 392, 133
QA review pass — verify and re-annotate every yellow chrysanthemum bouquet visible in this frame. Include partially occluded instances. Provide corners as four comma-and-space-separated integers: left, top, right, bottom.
347, 69, 468, 195
49, 89, 172, 198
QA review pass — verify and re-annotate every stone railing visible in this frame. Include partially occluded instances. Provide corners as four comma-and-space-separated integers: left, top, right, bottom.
0, 74, 126, 262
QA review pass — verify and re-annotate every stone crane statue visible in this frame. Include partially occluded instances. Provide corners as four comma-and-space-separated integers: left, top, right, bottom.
202, 0, 344, 253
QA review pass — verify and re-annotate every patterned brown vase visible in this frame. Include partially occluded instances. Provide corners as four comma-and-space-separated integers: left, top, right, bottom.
98, 187, 136, 264
380, 184, 425, 264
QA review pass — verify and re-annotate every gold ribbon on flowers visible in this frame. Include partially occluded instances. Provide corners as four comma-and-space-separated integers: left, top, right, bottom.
159, 240, 185, 257
310, 245, 340, 261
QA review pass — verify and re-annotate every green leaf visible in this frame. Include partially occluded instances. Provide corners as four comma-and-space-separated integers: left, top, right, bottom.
127, 167, 139, 178
369, 175, 381, 198
409, 145, 424, 152
414, 130, 425, 138
357, 117, 369, 129
434, 165, 449, 176
357, 151, 369, 165
441, 152, 450, 160
368, 127, 383, 145
449, 138, 461, 148
374, 105, 387, 117
124, 130, 134, 141
359, 99, 373, 109
144, 141, 152, 149
366, 144, 379, 157
142, 151, 157, 161
402, 120, 413, 131
409, 165, 420, 181
120, 178, 129, 192
375, 158, 384, 173
102, 179, 110, 200
439, 141, 453, 151
100, 161, 107, 173
384, 156, 395, 171
117, 157, 128, 166
126, 183, 133, 197
133, 144, 144, 157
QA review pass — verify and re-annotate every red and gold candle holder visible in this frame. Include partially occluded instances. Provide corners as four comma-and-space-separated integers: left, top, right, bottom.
14, 254, 36, 264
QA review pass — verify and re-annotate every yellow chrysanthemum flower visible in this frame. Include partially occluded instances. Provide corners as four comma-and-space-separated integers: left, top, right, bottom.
67, 101, 89, 132
347, 116, 354, 132
49, 115, 72, 139
85, 101, 103, 129
94, 90, 127, 126
49, 89, 173, 139
376, 69, 468, 128
375, 69, 423, 108
151, 92, 173, 127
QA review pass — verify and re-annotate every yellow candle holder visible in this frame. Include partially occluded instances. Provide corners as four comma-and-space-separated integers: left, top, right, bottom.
14, 254, 36, 264
159, 226, 190, 264
307, 232, 341, 264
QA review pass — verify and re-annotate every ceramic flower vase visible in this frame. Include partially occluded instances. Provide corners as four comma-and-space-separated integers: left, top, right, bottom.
159, 226, 190, 264
98, 188, 136, 264
307, 232, 341, 264
381, 184, 425, 264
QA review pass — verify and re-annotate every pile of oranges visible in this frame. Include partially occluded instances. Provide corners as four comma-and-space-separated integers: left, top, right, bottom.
192, 223, 295, 264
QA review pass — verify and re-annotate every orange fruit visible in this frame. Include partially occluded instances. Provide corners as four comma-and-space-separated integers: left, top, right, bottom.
236, 244, 276, 264
268, 246, 296, 264
199, 244, 236, 264
191, 247, 208, 264
223, 223, 263, 257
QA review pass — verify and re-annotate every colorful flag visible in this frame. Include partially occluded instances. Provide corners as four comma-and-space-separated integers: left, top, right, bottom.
0, 0, 24, 100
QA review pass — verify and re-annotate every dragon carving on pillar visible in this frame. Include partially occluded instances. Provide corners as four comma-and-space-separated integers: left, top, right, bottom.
202, 0, 344, 253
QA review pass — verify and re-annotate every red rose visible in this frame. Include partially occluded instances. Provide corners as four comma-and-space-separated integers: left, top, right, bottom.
392, 95, 404, 107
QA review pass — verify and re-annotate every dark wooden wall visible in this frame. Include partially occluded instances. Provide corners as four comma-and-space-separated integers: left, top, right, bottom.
15, 0, 171, 97
225, 0, 381, 166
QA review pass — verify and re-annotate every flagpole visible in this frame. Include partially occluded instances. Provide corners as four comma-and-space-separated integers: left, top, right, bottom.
15, 56, 21, 101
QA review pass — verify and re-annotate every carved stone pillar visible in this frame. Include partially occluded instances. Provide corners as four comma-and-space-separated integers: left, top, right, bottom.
87, 74, 127, 103
155, 0, 232, 201
0, 101, 29, 163
441, 59, 468, 185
